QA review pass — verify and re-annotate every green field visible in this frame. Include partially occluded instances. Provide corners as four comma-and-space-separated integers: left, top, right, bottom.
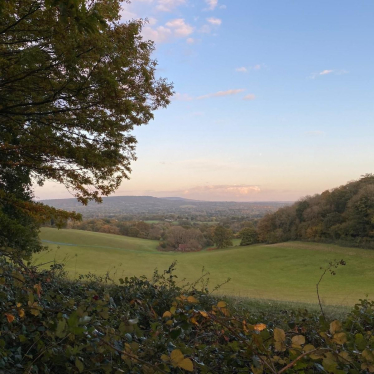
36, 227, 374, 306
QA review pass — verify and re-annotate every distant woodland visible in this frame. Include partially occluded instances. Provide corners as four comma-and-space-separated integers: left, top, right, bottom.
257, 174, 374, 248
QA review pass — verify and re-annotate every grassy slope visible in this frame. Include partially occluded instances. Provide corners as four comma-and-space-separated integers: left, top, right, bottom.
36, 228, 374, 306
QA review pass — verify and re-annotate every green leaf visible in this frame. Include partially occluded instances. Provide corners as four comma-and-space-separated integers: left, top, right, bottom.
75, 358, 84, 373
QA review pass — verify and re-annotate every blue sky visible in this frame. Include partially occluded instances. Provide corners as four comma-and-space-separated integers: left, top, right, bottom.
36, 0, 374, 201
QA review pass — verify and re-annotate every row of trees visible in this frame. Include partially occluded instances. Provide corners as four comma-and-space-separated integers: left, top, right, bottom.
257, 174, 374, 247
65, 217, 261, 250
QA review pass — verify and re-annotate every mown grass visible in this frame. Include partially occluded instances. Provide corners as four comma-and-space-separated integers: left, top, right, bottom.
35, 227, 374, 306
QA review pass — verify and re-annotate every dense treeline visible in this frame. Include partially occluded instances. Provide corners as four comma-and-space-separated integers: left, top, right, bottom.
257, 174, 374, 247
62, 218, 259, 250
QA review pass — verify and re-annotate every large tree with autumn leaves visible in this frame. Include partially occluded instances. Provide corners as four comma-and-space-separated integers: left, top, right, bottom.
0, 0, 173, 256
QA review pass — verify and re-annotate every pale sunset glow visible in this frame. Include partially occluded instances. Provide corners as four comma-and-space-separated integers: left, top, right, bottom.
34, 0, 374, 202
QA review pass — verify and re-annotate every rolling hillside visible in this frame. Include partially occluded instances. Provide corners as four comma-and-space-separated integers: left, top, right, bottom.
35, 227, 374, 306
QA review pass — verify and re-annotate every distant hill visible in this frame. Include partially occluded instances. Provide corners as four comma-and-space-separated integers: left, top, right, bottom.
40, 195, 291, 219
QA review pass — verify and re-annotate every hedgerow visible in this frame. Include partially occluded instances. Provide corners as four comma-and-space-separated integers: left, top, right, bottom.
1, 253, 374, 373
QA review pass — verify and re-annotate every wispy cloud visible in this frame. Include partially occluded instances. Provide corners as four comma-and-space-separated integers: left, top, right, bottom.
172, 92, 194, 101
236, 64, 263, 73
181, 184, 261, 200
165, 18, 193, 37
197, 88, 245, 99
142, 18, 193, 43
207, 17, 222, 25
186, 37, 195, 44
173, 89, 246, 101
310, 69, 348, 79
320, 69, 333, 75
243, 94, 255, 100
157, 0, 186, 12
205, 0, 218, 10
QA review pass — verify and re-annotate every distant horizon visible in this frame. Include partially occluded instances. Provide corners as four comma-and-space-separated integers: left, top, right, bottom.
36, 194, 295, 204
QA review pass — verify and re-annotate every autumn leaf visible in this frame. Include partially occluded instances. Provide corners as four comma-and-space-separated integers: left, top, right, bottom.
187, 296, 198, 304
274, 328, 285, 342
179, 358, 193, 372
4, 313, 15, 323
163, 311, 172, 318
18, 309, 25, 318
333, 332, 347, 345
34, 283, 42, 298
170, 349, 184, 367
254, 323, 266, 332
217, 301, 227, 308
329, 320, 342, 334
291, 335, 305, 348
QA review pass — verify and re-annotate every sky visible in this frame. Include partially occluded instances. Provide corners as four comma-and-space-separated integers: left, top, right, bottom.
35, 0, 374, 202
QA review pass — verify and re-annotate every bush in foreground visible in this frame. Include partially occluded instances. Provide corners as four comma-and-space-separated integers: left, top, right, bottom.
1, 255, 374, 373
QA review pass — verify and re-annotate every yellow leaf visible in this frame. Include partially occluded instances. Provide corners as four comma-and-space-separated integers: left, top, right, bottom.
187, 296, 198, 304
274, 341, 286, 352
333, 332, 347, 345
291, 335, 305, 348
161, 354, 169, 362
217, 301, 227, 308
199, 311, 208, 318
254, 323, 266, 332
251, 364, 263, 374
191, 317, 198, 325
330, 320, 342, 334
16, 303, 22, 308
5, 313, 15, 323
166, 320, 173, 325
170, 349, 184, 367
163, 311, 172, 318
179, 358, 193, 372
303, 344, 315, 353
274, 328, 286, 342
220, 307, 230, 316
170, 306, 176, 315
18, 309, 25, 318
338, 351, 352, 363
363, 349, 374, 363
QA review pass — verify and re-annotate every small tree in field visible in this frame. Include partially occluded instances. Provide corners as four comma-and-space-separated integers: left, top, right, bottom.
239, 226, 258, 246
213, 225, 233, 249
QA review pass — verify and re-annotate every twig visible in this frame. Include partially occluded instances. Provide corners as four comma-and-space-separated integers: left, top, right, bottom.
278, 348, 330, 373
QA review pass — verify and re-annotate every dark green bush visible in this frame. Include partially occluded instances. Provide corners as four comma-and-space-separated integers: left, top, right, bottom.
1, 254, 374, 373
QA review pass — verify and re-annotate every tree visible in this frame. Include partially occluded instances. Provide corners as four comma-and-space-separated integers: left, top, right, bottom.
239, 226, 258, 246
1, 0, 172, 204
0, 0, 172, 255
213, 225, 233, 249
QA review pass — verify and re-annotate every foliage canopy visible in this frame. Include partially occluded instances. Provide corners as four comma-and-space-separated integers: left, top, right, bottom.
0, 0, 172, 204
